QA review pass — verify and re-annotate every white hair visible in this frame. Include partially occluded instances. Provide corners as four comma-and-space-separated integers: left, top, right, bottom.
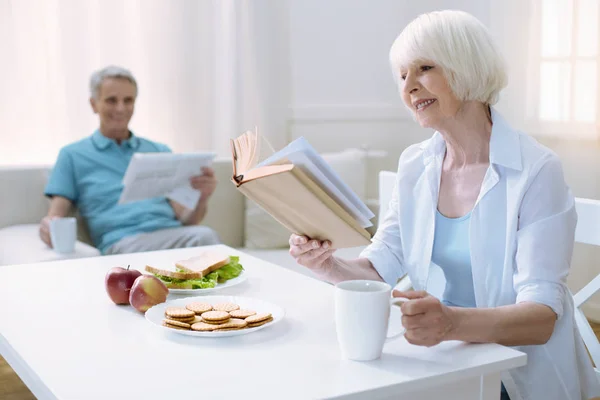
89, 65, 138, 99
389, 10, 507, 105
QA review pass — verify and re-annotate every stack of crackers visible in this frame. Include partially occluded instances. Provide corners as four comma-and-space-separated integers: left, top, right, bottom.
162, 301, 273, 332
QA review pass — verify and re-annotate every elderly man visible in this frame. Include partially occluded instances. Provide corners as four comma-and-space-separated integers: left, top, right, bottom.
39, 65, 220, 255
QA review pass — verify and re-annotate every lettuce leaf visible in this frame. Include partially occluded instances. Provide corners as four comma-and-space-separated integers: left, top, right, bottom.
205, 256, 243, 283
189, 279, 217, 289
152, 256, 243, 288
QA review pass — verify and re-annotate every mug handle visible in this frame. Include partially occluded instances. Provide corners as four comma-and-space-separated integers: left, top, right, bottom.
385, 297, 408, 342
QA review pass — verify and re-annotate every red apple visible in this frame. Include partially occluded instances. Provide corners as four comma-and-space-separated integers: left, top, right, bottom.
105, 265, 143, 305
129, 275, 168, 313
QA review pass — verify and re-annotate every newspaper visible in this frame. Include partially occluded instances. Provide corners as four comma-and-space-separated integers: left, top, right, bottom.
118, 152, 216, 209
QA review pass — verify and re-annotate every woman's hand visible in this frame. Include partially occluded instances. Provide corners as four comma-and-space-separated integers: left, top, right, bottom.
394, 290, 455, 347
288, 234, 336, 273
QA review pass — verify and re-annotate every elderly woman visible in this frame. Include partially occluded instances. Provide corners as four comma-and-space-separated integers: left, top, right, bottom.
289, 10, 600, 400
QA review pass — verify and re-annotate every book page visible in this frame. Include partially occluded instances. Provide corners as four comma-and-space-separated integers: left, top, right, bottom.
119, 152, 216, 209
232, 130, 261, 176
257, 137, 374, 228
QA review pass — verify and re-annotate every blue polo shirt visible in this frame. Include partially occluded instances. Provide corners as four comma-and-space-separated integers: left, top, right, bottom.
45, 130, 181, 253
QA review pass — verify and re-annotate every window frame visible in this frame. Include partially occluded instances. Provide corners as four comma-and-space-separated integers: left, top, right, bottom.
526, 0, 600, 139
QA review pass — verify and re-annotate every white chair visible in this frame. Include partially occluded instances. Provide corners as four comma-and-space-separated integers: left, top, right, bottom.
378, 171, 600, 378
572, 198, 600, 379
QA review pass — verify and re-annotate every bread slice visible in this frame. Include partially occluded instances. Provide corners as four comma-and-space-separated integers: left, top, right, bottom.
175, 252, 231, 278
145, 265, 202, 280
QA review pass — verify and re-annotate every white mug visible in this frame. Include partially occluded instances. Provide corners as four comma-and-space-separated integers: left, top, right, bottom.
335, 280, 406, 361
49, 217, 76, 254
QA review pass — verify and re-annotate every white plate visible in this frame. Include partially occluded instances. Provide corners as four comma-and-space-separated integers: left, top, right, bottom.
167, 273, 247, 295
145, 295, 284, 337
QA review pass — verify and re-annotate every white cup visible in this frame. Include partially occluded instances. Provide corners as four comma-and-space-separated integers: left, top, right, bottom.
335, 280, 406, 361
49, 217, 77, 254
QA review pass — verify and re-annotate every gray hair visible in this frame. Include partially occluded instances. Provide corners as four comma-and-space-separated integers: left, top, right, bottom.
389, 10, 507, 105
89, 66, 138, 99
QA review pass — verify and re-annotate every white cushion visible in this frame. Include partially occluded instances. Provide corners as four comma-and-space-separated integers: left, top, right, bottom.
0, 224, 101, 266
244, 148, 368, 249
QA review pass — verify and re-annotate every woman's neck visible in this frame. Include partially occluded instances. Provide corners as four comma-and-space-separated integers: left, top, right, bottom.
437, 102, 492, 169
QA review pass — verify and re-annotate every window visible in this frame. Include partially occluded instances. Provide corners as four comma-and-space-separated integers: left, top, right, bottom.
533, 0, 599, 137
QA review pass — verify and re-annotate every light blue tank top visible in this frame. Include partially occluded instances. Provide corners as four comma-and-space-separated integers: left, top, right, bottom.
431, 210, 476, 308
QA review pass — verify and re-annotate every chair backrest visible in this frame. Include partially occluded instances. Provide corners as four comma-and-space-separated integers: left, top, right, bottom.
573, 197, 600, 380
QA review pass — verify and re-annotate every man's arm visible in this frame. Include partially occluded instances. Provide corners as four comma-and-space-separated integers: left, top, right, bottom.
39, 196, 74, 247
169, 166, 216, 226
170, 197, 209, 226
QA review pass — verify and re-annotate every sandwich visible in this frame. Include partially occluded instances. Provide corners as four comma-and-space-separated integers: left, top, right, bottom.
145, 252, 244, 289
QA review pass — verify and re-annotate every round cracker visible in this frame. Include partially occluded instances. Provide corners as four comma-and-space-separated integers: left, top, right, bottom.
245, 312, 272, 324
165, 307, 195, 319
167, 315, 196, 323
202, 319, 230, 325
163, 318, 192, 328
163, 320, 191, 330
201, 310, 231, 322
186, 302, 213, 314
247, 316, 274, 328
213, 303, 240, 312
229, 309, 256, 319
191, 321, 217, 332
215, 318, 247, 330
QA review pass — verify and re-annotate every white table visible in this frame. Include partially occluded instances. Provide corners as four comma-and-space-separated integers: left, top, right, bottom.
0, 245, 526, 400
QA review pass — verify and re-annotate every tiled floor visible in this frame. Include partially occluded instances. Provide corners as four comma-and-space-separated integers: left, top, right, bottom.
3, 323, 600, 399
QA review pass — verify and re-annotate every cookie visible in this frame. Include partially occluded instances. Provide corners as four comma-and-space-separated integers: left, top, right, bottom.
191, 321, 217, 332
213, 303, 240, 312
165, 307, 195, 319
186, 302, 213, 314
245, 312, 272, 324
229, 309, 256, 319
202, 319, 231, 325
247, 316, 273, 328
213, 318, 247, 331
163, 320, 191, 330
201, 310, 231, 322
167, 315, 196, 323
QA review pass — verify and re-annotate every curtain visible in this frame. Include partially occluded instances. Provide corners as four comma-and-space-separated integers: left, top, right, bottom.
0, 0, 288, 165
490, 0, 600, 139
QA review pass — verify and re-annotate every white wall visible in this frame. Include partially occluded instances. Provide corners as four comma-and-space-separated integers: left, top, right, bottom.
287, 0, 490, 165
286, 0, 600, 319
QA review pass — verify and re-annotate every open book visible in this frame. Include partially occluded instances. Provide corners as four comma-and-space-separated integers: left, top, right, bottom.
230, 131, 374, 249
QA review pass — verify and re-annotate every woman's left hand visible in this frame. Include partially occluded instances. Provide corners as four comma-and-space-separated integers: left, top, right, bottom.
393, 290, 455, 347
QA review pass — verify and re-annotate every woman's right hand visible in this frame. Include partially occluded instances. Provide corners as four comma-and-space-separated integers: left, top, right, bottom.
288, 234, 336, 273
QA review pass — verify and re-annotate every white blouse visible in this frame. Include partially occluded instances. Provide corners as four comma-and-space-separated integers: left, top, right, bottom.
360, 108, 600, 400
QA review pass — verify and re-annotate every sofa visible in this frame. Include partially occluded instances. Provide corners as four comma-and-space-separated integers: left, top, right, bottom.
0, 148, 387, 278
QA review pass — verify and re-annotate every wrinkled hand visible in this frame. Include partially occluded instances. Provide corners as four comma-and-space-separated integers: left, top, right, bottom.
190, 167, 217, 200
288, 234, 335, 273
39, 216, 55, 247
394, 290, 454, 347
